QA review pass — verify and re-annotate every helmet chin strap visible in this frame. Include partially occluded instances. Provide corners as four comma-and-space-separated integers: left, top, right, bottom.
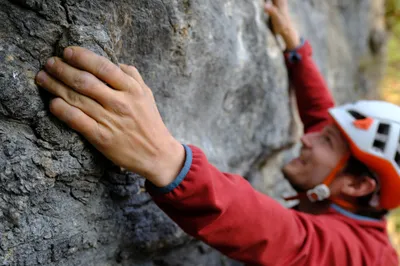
284, 153, 356, 210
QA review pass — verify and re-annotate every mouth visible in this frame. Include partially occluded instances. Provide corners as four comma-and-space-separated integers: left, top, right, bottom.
292, 157, 306, 165
297, 149, 309, 165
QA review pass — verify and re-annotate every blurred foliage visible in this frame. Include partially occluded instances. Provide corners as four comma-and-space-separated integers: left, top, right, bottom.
388, 209, 400, 257
385, 0, 400, 63
386, 0, 400, 30
385, 0, 400, 258
380, 0, 400, 105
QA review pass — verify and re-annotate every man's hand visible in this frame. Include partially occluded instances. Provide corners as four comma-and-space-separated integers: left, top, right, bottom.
264, 0, 301, 50
35, 47, 185, 187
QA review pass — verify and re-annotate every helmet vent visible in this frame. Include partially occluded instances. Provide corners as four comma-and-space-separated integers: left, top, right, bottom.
395, 152, 400, 169
396, 136, 400, 168
348, 110, 366, 120
372, 123, 390, 153
377, 123, 390, 135
372, 140, 386, 153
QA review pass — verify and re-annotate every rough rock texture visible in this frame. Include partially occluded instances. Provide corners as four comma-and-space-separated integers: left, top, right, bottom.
0, 0, 386, 265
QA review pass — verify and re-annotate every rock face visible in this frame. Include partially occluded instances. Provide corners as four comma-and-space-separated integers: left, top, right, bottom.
0, 0, 386, 265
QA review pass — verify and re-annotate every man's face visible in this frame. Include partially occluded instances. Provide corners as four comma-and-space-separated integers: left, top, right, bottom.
283, 124, 350, 191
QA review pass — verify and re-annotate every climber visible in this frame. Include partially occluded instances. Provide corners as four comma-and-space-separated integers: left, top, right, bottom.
34, 0, 399, 264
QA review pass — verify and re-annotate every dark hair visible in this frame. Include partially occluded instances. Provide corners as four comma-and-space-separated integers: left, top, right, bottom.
342, 156, 388, 219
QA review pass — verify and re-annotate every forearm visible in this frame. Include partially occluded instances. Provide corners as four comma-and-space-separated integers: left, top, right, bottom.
264, 0, 333, 132
280, 23, 301, 50
285, 41, 335, 133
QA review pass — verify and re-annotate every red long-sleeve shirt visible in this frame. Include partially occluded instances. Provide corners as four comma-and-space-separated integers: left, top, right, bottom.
146, 41, 398, 265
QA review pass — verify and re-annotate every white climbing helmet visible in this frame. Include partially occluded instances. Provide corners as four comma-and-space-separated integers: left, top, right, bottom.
329, 100, 400, 210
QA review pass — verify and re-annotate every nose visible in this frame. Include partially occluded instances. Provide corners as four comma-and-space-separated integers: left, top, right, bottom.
300, 133, 313, 148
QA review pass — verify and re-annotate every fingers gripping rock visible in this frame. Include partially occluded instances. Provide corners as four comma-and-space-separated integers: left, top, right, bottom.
56, 25, 119, 65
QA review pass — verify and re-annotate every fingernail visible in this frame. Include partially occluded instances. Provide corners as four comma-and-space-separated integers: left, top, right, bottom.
47, 57, 55, 67
36, 71, 46, 85
64, 48, 73, 60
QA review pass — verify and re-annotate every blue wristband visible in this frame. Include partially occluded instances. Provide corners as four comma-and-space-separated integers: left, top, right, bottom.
147, 144, 193, 194
286, 38, 306, 63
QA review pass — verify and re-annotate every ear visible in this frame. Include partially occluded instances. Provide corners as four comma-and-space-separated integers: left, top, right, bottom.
340, 175, 376, 197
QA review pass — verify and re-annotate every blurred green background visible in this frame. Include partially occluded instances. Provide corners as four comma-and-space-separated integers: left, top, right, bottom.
382, 0, 400, 104
384, 0, 400, 257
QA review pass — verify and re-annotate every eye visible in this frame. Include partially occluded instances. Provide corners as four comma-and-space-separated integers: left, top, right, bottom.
323, 135, 332, 146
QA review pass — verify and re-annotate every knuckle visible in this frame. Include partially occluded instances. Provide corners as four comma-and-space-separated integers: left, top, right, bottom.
54, 63, 64, 77
127, 79, 144, 95
146, 88, 155, 100
129, 65, 139, 74
67, 90, 82, 105
144, 84, 153, 94
130, 66, 145, 82
96, 59, 115, 76
72, 71, 91, 90
141, 85, 153, 99
49, 98, 61, 115
111, 98, 130, 116
97, 128, 113, 148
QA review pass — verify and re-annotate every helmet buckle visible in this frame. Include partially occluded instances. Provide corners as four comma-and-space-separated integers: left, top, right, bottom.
307, 184, 331, 202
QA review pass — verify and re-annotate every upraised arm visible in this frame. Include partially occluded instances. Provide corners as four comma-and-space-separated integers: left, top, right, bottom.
284, 41, 335, 133
265, 0, 335, 133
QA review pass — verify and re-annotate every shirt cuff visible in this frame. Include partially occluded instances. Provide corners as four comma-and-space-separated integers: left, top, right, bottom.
284, 38, 306, 63
145, 144, 193, 194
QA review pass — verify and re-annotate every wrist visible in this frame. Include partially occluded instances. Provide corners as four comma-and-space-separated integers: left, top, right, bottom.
147, 138, 186, 188
281, 27, 301, 50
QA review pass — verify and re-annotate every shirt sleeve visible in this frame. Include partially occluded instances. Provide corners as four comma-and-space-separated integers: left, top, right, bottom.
145, 145, 383, 266
285, 40, 335, 133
